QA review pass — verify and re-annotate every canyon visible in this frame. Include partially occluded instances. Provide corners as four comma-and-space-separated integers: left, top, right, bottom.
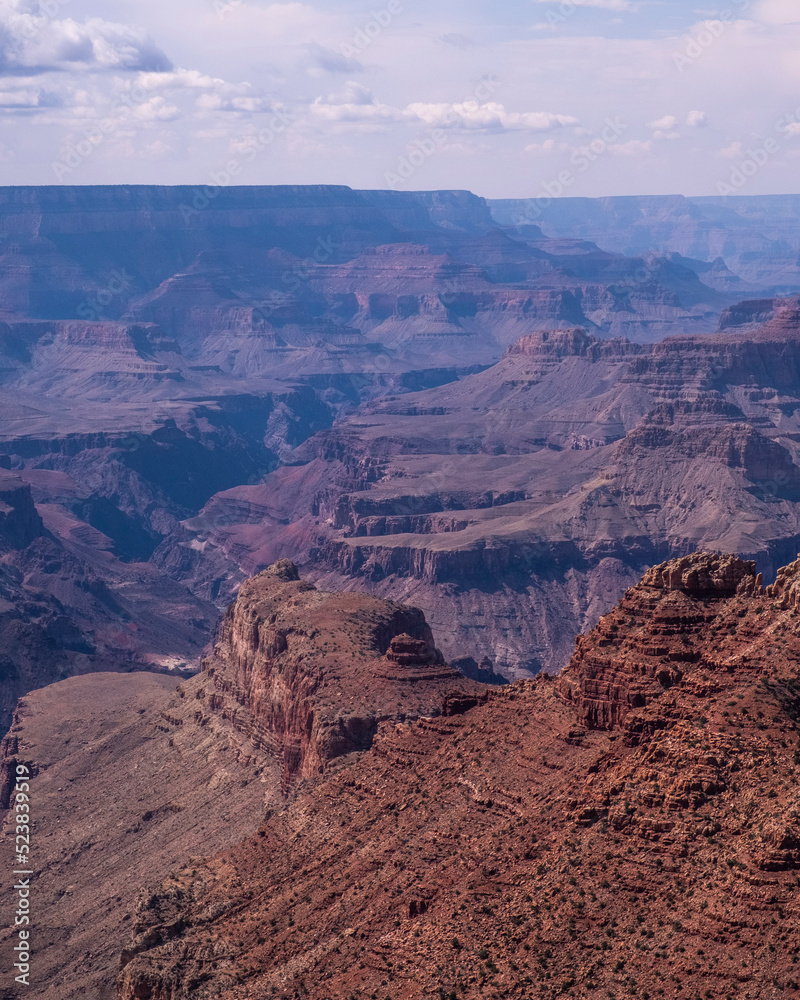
3, 551, 800, 999
3, 186, 800, 705
115, 550, 800, 1000
490, 194, 800, 291
166, 298, 800, 678
3, 184, 800, 998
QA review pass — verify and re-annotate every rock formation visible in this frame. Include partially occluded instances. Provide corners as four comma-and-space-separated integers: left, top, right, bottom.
0, 183, 748, 714
2, 185, 800, 720
109, 551, 800, 1000
202, 561, 485, 793
490, 193, 800, 289
0, 565, 485, 999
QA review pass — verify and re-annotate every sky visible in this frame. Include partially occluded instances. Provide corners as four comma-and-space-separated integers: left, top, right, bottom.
0, 0, 799, 197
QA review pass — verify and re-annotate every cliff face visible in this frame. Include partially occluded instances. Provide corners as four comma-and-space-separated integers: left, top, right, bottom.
0, 671, 272, 1000
0, 474, 122, 727
0, 184, 745, 713
2, 186, 800, 724
115, 551, 800, 1000
556, 553, 762, 731
0, 474, 45, 549
196, 560, 486, 792
0, 184, 731, 367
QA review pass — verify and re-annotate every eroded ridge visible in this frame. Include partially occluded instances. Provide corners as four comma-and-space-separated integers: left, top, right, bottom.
117, 551, 800, 1000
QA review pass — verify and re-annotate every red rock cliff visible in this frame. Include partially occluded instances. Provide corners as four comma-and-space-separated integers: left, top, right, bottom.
200, 559, 486, 792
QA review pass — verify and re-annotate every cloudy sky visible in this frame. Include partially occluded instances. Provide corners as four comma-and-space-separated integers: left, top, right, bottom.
0, 0, 799, 197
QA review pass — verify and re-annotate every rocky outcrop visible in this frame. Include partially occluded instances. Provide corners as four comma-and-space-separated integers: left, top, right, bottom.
0, 566, 489, 1000
199, 561, 485, 792
640, 552, 758, 596
490, 193, 800, 288
0, 474, 45, 549
505, 327, 642, 360
386, 633, 441, 667
1, 185, 798, 712
172, 312, 795, 680
766, 554, 800, 608
0, 186, 777, 706
556, 552, 764, 731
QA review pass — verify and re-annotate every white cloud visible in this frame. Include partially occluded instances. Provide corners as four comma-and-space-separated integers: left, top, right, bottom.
196, 92, 271, 113
0, 88, 41, 107
311, 83, 400, 123
0, 7, 172, 75
406, 101, 578, 131
309, 87, 578, 132
142, 138, 172, 157
134, 69, 272, 114
523, 138, 570, 154
305, 43, 362, 76
1, 0, 799, 194
130, 96, 180, 122
135, 69, 224, 91
320, 81, 375, 107
719, 140, 744, 158
610, 139, 654, 156
647, 115, 678, 130
755, 0, 800, 25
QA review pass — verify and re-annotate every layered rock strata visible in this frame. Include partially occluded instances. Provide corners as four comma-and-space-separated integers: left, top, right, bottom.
203, 560, 486, 792
171, 309, 800, 679
116, 551, 800, 1000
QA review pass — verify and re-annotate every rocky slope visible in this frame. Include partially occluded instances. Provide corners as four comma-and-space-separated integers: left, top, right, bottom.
0, 670, 272, 1000
0, 564, 484, 1000
0, 469, 220, 730
114, 550, 800, 1000
0, 185, 732, 363
163, 305, 800, 678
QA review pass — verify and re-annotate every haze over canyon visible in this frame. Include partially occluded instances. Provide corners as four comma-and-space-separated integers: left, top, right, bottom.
3, 185, 800, 999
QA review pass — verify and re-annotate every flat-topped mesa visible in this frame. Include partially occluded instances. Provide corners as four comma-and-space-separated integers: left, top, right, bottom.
504, 327, 641, 361
386, 633, 442, 667
201, 561, 486, 793
557, 551, 769, 735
